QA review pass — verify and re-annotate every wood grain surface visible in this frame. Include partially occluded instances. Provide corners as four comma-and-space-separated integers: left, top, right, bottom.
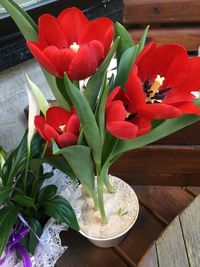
180, 196, 200, 267
123, 0, 200, 24
138, 194, 200, 267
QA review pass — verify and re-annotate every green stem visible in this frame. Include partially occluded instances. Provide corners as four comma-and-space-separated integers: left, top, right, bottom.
97, 169, 107, 224
104, 170, 115, 193
24, 143, 31, 193
92, 191, 99, 211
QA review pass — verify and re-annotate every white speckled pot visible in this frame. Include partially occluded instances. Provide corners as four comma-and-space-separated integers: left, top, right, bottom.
79, 176, 139, 248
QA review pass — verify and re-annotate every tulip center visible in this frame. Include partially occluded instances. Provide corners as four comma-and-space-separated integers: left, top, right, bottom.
59, 124, 66, 132
70, 42, 80, 53
144, 75, 169, 104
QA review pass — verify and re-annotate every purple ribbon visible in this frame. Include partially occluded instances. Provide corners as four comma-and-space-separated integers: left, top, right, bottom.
0, 224, 31, 267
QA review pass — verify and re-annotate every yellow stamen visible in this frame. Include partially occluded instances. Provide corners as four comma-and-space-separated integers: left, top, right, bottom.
59, 124, 66, 132
70, 42, 80, 53
149, 75, 165, 97
126, 111, 131, 118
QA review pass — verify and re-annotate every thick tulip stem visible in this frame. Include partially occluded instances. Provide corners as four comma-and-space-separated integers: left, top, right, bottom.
97, 170, 107, 224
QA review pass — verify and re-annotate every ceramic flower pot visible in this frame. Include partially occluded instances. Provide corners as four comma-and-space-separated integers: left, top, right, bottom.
78, 175, 139, 248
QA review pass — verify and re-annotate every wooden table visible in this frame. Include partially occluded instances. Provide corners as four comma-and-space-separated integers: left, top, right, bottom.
56, 185, 200, 267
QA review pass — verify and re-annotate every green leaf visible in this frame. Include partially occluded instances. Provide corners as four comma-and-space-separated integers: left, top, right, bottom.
84, 37, 120, 109
96, 77, 109, 143
114, 22, 135, 61
38, 185, 58, 202
64, 74, 102, 164
43, 195, 79, 231
13, 194, 35, 207
2, 132, 42, 186
113, 45, 138, 89
28, 218, 42, 254
26, 75, 49, 115
0, 186, 12, 204
53, 143, 95, 200
31, 156, 77, 182
136, 25, 150, 56
0, 205, 18, 256
0, 0, 38, 41
112, 100, 200, 159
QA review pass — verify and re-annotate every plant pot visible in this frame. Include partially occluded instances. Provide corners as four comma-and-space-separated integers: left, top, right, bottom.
78, 175, 139, 248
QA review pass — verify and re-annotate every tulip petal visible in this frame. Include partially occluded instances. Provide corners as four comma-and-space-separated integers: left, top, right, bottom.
56, 132, 78, 148
79, 17, 114, 55
34, 115, 47, 141
38, 14, 68, 49
173, 102, 200, 115
43, 46, 74, 78
26, 41, 59, 77
68, 40, 104, 80
138, 103, 182, 120
43, 124, 59, 143
106, 100, 127, 122
132, 115, 152, 136
126, 66, 146, 108
106, 121, 138, 139
58, 7, 88, 45
137, 44, 189, 85
46, 106, 71, 131
106, 86, 126, 109
186, 57, 200, 91
67, 114, 80, 135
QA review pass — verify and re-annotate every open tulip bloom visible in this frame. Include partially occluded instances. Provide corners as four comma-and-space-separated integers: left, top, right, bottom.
2, 0, 200, 229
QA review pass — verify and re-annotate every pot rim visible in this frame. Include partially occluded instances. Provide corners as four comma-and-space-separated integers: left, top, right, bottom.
79, 177, 139, 241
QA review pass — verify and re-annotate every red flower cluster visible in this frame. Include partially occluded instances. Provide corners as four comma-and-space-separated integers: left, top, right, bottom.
27, 7, 113, 80
106, 42, 200, 139
35, 106, 80, 148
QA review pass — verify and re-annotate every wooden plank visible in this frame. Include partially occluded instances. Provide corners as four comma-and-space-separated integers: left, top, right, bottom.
153, 121, 200, 145
128, 27, 200, 52
56, 230, 129, 267
133, 186, 193, 224
156, 216, 190, 267
118, 205, 164, 264
124, 0, 200, 25
186, 187, 200, 196
180, 195, 200, 267
111, 146, 200, 175
137, 243, 158, 267
111, 172, 200, 186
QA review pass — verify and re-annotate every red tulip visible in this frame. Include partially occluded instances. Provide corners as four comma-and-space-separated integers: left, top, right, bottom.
34, 106, 80, 148
129, 42, 200, 119
26, 7, 114, 80
106, 86, 149, 139
106, 42, 200, 139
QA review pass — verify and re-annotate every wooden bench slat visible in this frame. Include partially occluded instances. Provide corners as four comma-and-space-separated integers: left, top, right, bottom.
124, 0, 200, 25
133, 186, 193, 224
180, 195, 200, 267
186, 187, 200, 196
138, 243, 158, 267
111, 146, 200, 175
128, 27, 200, 52
156, 216, 190, 267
